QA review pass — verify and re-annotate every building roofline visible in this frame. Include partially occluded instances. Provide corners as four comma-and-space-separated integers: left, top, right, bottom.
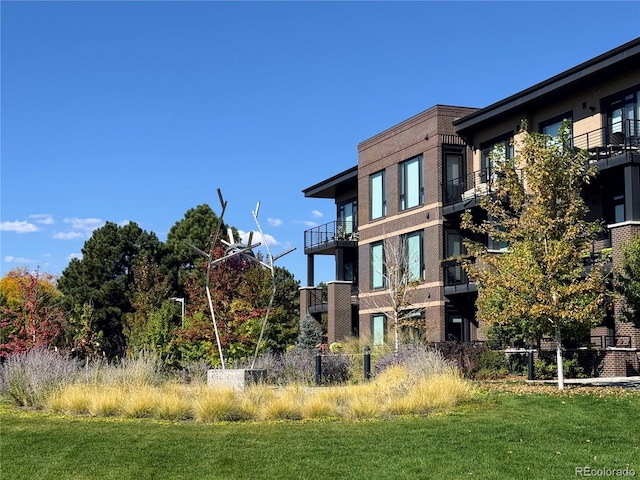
358, 104, 477, 151
453, 37, 640, 131
302, 165, 358, 199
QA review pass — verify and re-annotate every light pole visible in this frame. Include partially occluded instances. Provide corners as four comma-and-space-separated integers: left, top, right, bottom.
170, 297, 185, 328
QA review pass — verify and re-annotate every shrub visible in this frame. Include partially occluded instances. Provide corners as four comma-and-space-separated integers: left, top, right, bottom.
466, 349, 510, 379
0, 348, 79, 407
533, 352, 586, 380
374, 344, 455, 379
95, 351, 166, 387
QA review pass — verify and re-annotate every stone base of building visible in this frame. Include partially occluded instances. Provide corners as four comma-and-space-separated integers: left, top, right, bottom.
207, 369, 267, 390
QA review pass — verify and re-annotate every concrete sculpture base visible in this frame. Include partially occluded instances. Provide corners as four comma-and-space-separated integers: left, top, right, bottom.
207, 368, 267, 390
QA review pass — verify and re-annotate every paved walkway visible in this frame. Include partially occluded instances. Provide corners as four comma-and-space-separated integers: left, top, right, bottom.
530, 376, 640, 389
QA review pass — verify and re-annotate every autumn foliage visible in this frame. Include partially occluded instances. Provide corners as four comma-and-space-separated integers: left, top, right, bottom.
0, 268, 69, 358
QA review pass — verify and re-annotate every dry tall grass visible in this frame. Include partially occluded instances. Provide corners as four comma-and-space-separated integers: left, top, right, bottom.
7, 346, 474, 422
45, 365, 473, 422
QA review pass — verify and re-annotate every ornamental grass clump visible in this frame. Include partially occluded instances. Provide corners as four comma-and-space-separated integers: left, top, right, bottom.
300, 387, 344, 419
259, 385, 305, 421
89, 352, 165, 388
153, 384, 194, 421
0, 348, 79, 407
193, 387, 256, 422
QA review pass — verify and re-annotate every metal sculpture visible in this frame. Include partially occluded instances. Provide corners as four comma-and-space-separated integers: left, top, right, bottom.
186, 188, 295, 370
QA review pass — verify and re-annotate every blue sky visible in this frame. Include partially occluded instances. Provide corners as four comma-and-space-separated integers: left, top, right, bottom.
1, 1, 639, 286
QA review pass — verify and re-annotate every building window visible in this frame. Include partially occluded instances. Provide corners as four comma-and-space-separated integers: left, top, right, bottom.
403, 230, 424, 281
540, 113, 573, 148
487, 219, 509, 252
400, 308, 425, 337
613, 195, 625, 223
338, 199, 358, 236
481, 137, 513, 184
372, 313, 386, 347
371, 241, 385, 289
604, 86, 639, 142
370, 170, 386, 220
399, 155, 423, 211
445, 311, 470, 343
445, 230, 464, 284
443, 148, 465, 205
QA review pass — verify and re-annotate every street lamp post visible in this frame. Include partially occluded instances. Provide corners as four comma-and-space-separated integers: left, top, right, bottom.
170, 297, 185, 328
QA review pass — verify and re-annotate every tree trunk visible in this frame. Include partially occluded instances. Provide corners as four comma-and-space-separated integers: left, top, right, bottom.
555, 325, 564, 390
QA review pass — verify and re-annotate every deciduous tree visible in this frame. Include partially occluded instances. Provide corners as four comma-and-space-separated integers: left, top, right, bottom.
461, 122, 609, 389
616, 233, 640, 327
0, 268, 69, 357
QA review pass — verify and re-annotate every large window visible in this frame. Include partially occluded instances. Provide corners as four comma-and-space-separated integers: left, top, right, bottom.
540, 113, 573, 148
443, 148, 465, 204
372, 313, 386, 347
399, 155, 423, 211
370, 171, 386, 220
371, 241, 385, 289
403, 230, 424, 281
612, 195, 625, 224
541, 113, 573, 137
445, 230, 464, 284
605, 86, 640, 140
338, 199, 358, 235
445, 308, 470, 343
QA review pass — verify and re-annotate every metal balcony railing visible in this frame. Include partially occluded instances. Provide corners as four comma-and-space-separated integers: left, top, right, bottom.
589, 335, 632, 349
573, 119, 639, 165
443, 120, 639, 208
304, 220, 358, 251
442, 259, 470, 287
306, 287, 327, 313
443, 167, 523, 207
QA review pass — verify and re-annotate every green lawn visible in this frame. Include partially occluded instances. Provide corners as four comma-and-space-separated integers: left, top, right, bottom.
2, 388, 639, 480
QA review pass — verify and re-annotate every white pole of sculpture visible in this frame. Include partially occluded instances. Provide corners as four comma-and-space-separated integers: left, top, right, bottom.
186, 188, 294, 372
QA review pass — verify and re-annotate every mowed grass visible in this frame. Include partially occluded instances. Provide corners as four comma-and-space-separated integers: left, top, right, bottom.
2, 386, 639, 480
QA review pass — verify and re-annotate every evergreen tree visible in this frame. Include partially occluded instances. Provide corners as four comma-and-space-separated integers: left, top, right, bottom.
296, 314, 322, 350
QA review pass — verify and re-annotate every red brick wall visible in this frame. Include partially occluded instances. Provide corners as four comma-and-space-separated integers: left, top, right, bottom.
355, 105, 476, 343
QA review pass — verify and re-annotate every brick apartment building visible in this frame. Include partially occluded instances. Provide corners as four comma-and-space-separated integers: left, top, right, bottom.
300, 38, 640, 375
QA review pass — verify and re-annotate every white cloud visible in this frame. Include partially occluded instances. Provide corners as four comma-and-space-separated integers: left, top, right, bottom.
239, 230, 282, 249
52, 231, 85, 240
50, 217, 104, 241
63, 217, 104, 233
312, 210, 323, 218
29, 214, 54, 225
67, 253, 82, 261
267, 217, 283, 227
0, 220, 39, 233
4, 255, 37, 264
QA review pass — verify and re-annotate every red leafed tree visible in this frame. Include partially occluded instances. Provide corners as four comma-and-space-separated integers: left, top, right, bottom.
0, 267, 69, 358
174, 245, 266, 366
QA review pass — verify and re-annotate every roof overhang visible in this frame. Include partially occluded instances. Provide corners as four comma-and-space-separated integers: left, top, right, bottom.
453, 38, 640, 138
302, 166, 358, 199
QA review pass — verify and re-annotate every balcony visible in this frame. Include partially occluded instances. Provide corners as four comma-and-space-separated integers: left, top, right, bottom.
443, 167, 521, 214
573, 119, 640, 168
442, 259, 476, 296
444, 120, 640, 215
304, 220, 358, 255
305, 287, 327, 315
